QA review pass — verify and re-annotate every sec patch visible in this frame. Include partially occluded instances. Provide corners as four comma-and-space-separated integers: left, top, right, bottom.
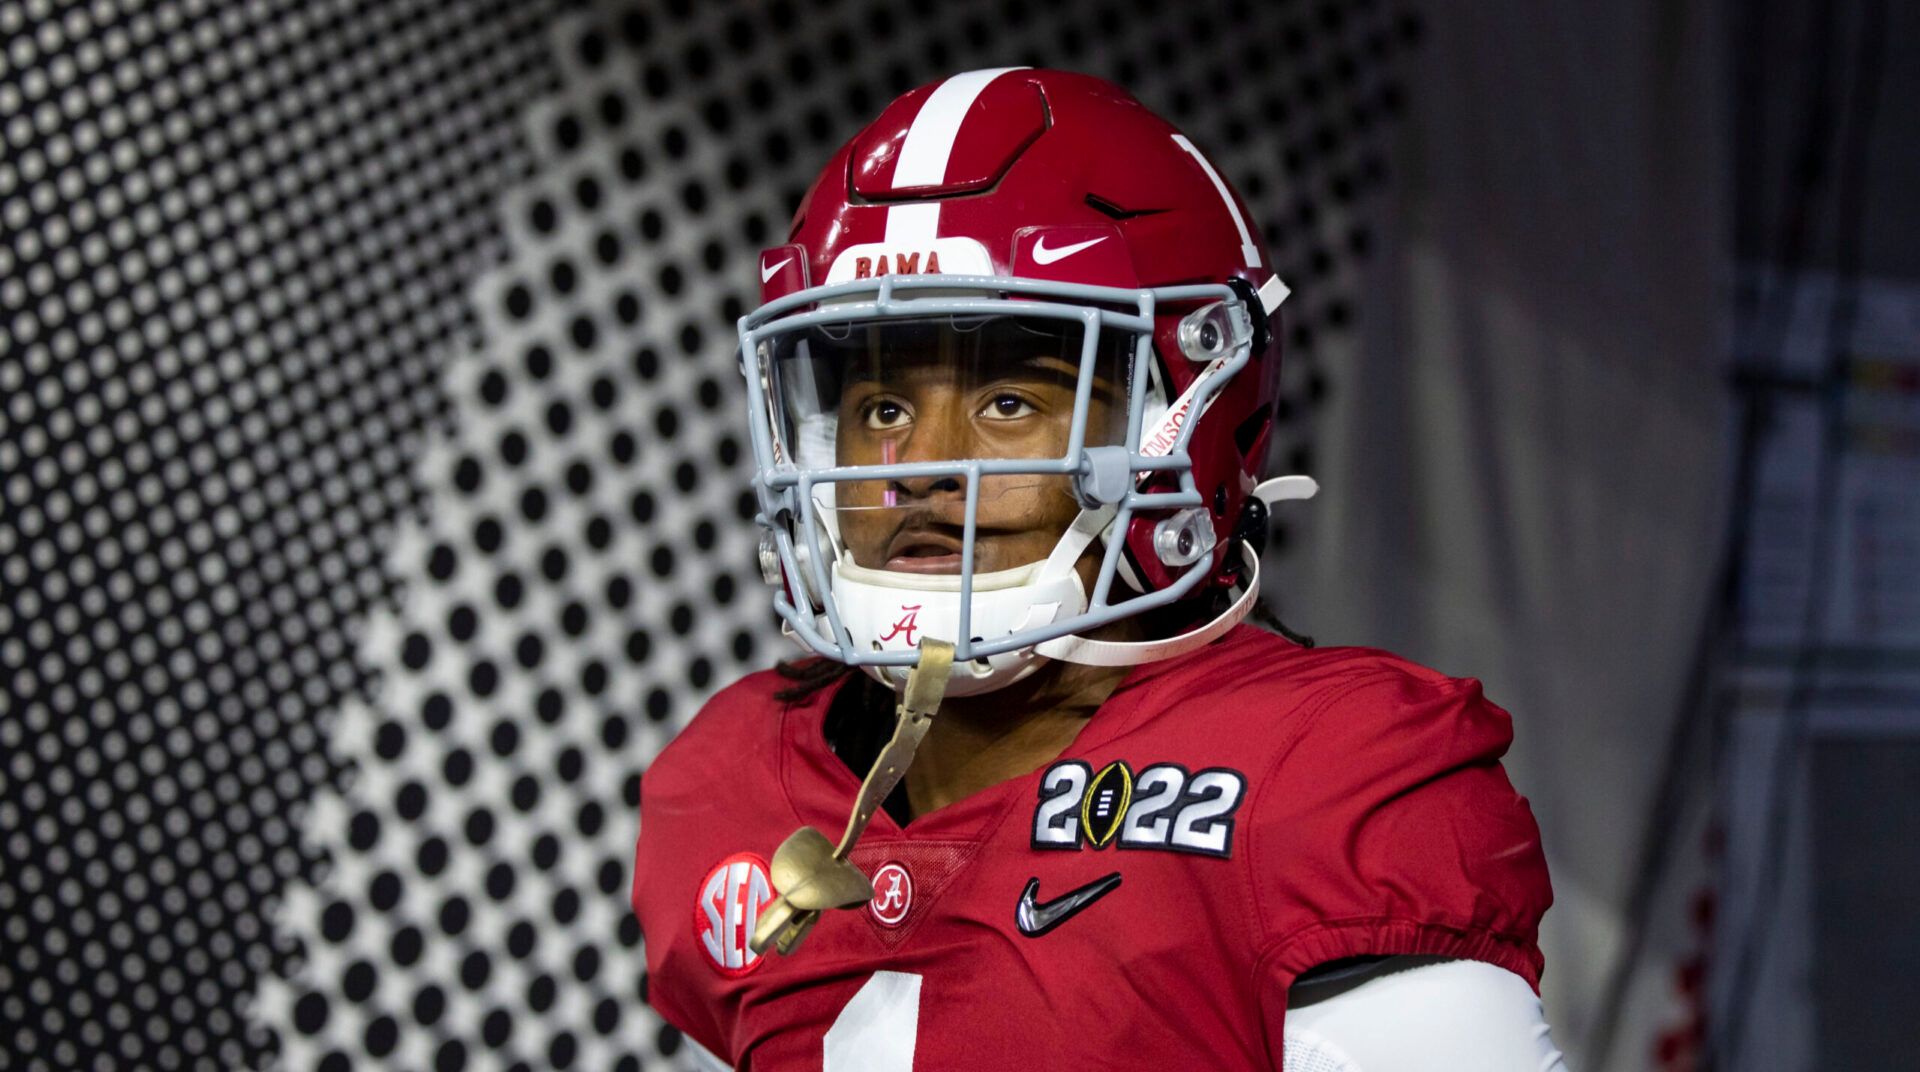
694, 852, 773, 975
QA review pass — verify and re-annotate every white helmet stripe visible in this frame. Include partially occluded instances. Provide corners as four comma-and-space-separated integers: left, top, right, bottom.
882, 67, 1028, 245
1171, 133, 1261, 268
882, 203, 941, 246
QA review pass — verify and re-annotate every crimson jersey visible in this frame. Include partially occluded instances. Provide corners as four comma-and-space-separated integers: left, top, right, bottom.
630, 625, 1552, 1070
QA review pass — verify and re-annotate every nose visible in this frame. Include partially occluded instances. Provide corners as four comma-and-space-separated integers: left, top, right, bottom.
881, 404, 968, 501
886, 472, 965, 501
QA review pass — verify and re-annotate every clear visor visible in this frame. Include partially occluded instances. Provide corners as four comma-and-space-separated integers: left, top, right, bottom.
764, 314, 1137, 573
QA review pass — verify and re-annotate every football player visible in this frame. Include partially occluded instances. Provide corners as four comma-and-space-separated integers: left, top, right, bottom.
632, 68, 1568, 1070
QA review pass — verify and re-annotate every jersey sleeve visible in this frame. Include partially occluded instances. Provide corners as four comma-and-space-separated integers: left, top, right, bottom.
632, 735, 732, 1062
629, 670, 792, 1064
1244, 666, 1553, 997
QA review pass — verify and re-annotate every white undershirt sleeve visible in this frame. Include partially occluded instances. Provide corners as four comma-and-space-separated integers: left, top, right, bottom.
1283, 958, 1570, 1072
670, 957, 1567, 1071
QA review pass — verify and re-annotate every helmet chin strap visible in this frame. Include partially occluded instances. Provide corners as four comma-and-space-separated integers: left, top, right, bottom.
809, 473, 1316, 683
824, 506, 1264, 676
1035, 538, 1264, 666
1036, 476, 1319, 667
824, 504, 1113, 696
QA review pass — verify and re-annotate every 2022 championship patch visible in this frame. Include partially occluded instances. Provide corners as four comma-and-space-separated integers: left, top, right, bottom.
1031, 759, 1248, 857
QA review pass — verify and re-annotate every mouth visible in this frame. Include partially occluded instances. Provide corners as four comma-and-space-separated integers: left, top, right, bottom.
884, 526, 967, 574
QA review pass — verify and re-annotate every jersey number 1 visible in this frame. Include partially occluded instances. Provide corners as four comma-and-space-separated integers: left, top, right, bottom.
823, 971, 922, 1071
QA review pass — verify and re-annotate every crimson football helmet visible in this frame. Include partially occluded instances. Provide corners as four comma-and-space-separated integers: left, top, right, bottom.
740, 68, 1314, 695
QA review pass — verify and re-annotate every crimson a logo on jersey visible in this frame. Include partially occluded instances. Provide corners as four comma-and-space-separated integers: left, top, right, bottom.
868, 861, 914, 927
694, 852, 773, 975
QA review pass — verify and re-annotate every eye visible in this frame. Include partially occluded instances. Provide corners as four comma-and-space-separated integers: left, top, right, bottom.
980, 393, 1036, 420
862, 397, 912, 430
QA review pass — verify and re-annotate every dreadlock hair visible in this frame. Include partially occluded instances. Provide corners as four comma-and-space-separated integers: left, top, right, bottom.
772, 654, 860, 704
1252, 599, 1316, 648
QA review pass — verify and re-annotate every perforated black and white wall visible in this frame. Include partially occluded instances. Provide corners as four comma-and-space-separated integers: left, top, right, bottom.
0, 2, 1418, 1069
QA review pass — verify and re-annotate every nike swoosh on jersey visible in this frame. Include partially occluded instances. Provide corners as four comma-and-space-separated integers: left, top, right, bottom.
1029, 235, 1107, 265
761, 256, 794, 283
1015, 872, 1122, 937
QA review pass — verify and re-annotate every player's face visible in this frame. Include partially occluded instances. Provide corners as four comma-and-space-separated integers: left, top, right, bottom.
818, 319, 1124, 578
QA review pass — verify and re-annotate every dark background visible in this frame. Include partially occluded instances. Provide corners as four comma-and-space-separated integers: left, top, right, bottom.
1, 1, 1912, 1070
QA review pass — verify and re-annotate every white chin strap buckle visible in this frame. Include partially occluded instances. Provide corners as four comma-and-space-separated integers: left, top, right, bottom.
1257, 274, 1290, 314
1252, 475, 1318, 504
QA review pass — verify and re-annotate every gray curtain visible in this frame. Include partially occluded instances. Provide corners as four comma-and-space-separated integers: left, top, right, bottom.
1267, 4, 1730, 1068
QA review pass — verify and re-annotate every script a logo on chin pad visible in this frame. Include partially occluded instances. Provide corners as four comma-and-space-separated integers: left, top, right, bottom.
876, 604, 921, 647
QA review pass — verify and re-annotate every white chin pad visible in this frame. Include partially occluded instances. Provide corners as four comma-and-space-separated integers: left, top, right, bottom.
830, 558, 1088, 698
